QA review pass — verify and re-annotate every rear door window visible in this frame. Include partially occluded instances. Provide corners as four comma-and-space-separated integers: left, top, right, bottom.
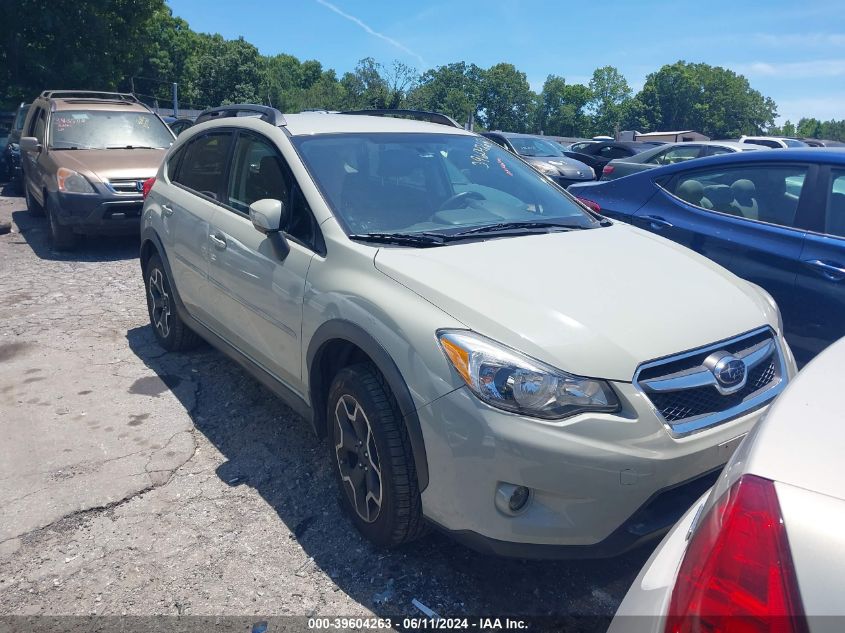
172, 132, 233, 200
825, 171, 845, 238
668, 164, 809, 228
647, 145, 702, 165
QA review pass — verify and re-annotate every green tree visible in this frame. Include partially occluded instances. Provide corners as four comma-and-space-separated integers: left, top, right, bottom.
535, 75, 592, 136
636, 61, 777, 137
407, 62, 485, 126
588, 66, 632, 136
2, 0, 166, 105
796, 117, 822, 139
186, 35, 263, 107
478, 63, 534, 132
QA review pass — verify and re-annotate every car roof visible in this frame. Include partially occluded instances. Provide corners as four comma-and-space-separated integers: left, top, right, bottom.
49, 99, 152, 113
282, 112, 475, 137
639, 146, 845, 173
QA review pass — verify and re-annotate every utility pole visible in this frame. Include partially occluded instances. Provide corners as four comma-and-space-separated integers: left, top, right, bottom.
172, 83, 178, 118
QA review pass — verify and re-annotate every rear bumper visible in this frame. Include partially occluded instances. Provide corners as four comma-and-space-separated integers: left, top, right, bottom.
51, 190, 142, 235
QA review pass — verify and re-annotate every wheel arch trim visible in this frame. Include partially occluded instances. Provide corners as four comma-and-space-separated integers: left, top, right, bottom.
307, 319, 429, 491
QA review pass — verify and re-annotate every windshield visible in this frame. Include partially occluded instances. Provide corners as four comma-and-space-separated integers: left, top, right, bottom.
293, 133, 598, 237
783, 138, 808, 148
508, 137, 564, 157
49, 110, 174, 150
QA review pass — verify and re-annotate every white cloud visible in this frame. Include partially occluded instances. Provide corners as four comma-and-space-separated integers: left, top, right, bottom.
314, 0, 427, 67
736, 59, 845, 78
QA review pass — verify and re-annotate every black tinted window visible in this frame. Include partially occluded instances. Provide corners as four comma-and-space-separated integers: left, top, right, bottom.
826, 171, 845, 238
173, 132, 233, 199
33, 110, 46, 144
227, 132, 319, 249
227, 133, 291, 213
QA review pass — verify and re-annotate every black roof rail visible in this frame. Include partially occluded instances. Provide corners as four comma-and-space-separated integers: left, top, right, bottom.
340, 109, 462, 129
40, 90, 139, 102
194, 104, 287, 127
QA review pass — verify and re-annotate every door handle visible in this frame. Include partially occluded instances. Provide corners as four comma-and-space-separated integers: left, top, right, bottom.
209, 233, 227, 250
640, 215, 674, 230
805, 259, 845, 281
161, 203, 174, 217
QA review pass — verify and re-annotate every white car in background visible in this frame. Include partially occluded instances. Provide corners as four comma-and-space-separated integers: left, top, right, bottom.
609, 335, 845, 633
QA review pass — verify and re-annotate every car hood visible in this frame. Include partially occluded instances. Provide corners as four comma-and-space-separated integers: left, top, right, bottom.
52, 148, 166, 183
374, 223, 775, 381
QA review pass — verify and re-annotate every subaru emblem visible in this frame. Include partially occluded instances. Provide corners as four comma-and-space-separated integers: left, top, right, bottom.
711, 354, 746, 392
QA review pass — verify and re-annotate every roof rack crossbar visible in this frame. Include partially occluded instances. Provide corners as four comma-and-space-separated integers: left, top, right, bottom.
40, 90, 139, 102
194, 104, 287, 127
340, 109, 462, 129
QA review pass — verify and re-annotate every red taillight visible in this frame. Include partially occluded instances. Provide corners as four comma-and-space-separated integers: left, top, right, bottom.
666, 475, 807, 633
142, 177, 156, 200
576, 196, 601, 213
602, 164, 615, 175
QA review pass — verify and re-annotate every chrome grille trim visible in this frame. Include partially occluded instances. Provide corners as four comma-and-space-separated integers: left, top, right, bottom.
633, 327, 786, 437
106, 179, 145, 195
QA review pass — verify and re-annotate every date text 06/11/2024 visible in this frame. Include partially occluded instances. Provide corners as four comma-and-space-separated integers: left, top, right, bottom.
307, 617, 529, 630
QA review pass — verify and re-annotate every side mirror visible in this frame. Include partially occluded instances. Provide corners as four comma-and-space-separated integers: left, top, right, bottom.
249, 198, 290, 260
20, 137, 41, 153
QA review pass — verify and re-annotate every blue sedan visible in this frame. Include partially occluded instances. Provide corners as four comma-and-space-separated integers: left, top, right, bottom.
569, 148, 845, 364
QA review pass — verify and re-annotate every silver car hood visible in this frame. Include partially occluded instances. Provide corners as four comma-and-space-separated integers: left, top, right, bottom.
374, 223, 775, 381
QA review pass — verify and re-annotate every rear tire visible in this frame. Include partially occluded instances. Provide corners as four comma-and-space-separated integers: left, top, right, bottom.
328, 363, 427, 548
46, 199, 77, 251
144, 254, 202, 351
25, 186, 44, 217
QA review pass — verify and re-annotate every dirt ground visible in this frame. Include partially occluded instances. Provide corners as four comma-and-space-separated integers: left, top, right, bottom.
0, 184, 652, 630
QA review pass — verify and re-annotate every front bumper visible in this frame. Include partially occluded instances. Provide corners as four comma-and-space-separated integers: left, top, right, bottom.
416, 379, 774, 557
51, 189, 143, 235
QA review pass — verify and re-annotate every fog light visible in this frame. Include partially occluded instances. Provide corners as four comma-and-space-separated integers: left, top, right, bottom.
509, 486, 530, 512
495, 483, 532, 516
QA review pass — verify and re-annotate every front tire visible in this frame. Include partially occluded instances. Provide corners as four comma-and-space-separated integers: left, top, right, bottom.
328, 363, 427, 547
46, 199, 77, 251
144, 254, 202, 351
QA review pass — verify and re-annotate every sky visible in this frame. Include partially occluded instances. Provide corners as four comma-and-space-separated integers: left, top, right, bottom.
166, 0, 845, 124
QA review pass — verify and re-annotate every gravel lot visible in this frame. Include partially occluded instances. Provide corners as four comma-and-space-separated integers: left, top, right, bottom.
0, 184, 652, 630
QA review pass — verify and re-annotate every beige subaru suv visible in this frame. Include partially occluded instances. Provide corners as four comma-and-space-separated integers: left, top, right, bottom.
20, 91, 175, 250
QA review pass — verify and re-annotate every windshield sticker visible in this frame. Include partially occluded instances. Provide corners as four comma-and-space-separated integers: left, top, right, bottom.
470, 139, 492, 168
496, 157, 513, 177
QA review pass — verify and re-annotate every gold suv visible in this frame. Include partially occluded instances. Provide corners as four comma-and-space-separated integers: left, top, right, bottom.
20, 90, 175, 249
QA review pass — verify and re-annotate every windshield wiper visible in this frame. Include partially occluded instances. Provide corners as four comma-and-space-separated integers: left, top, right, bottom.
106, 145, 163, 150
452, 221, 590, 237
348, 232, 447, 247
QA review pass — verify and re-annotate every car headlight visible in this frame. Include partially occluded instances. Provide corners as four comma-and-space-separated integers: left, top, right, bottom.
437, 330, 619, 419
534, 162, 558, 176
57, 167, 96, 194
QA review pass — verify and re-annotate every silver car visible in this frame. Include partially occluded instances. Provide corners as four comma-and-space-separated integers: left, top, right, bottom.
610, 335, 845, 632
600, 141, 761, 181
140, 105, 792, 556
